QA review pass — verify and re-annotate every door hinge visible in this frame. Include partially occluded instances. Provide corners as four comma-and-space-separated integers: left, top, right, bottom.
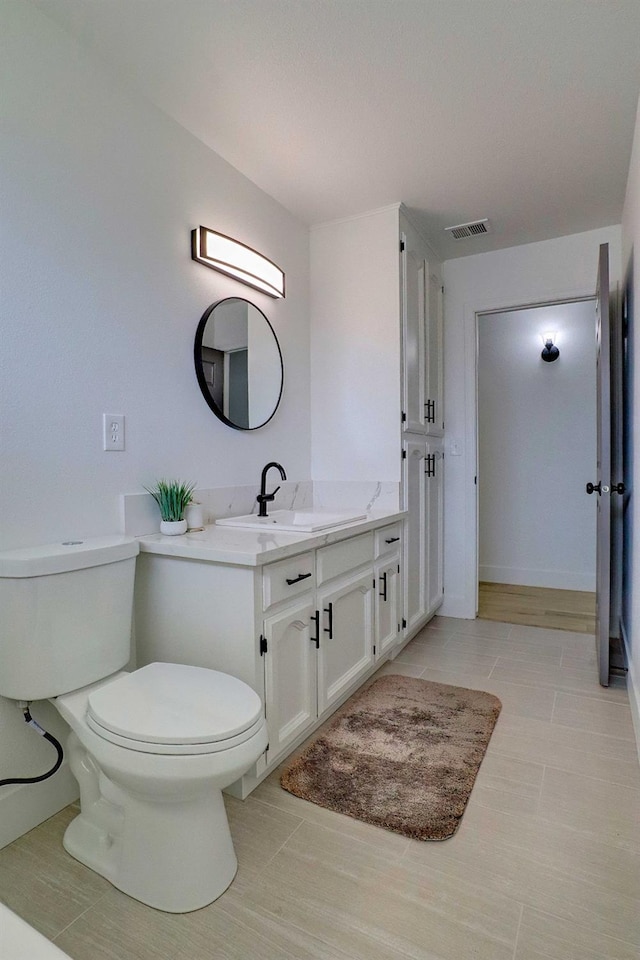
402, 449, 407, 459
401, 411, 406, 423
373, 577, 376, 589
474, 476, 477, 485
400, 240, 405, 252
402, 618, 407, 629
259, 635, 268, 656
397, 563, 400, 573
441, 285, 445, 294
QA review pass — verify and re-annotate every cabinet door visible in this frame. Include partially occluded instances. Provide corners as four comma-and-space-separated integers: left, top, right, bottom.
374, 555, 402, 659
401, 232, 427, 434
317, 569, 375, 715
425, 439, 445, 617
403, 438, 428, 635
425, 267, 444, 436
263, 597, 317, 760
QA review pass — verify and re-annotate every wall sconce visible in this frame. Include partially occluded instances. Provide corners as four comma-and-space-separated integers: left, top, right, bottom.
191, 226, 285, 299
540, 331, 560, 363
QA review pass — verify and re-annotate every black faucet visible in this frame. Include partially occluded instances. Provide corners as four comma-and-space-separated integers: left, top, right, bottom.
257, 462, 287, 517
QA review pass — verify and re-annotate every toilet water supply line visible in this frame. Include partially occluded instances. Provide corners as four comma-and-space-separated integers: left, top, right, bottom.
0, 703, 64, 787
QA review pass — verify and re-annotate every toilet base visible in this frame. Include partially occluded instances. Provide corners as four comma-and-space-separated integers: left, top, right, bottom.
64, 733, 239, 912
63, 783, 238, 912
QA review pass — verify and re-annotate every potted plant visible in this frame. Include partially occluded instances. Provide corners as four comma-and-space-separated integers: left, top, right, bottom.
145, 479, 196, 535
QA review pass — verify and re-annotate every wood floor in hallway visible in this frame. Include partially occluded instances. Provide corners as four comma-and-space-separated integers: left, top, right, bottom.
478, 581, 596, 633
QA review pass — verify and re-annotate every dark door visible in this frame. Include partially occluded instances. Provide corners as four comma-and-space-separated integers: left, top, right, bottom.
591, 243, 624, 686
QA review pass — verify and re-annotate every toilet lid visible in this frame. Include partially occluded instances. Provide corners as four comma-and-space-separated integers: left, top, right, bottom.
86, 663, 263, 746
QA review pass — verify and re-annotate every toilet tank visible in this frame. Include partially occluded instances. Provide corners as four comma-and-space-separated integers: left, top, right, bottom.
0, 537, 139, 700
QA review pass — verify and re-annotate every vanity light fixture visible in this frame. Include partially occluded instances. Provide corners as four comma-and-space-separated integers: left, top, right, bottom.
540, 331, 560, 363
191, 226, 285, 299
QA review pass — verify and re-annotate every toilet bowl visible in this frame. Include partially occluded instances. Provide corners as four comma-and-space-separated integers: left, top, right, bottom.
0, 537, 269, 913
54, 663, 268, 912
53, 663, 268, 912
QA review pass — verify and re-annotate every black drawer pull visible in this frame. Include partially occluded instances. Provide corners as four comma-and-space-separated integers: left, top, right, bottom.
285, 572, 312, 585
385, 536, 400, 544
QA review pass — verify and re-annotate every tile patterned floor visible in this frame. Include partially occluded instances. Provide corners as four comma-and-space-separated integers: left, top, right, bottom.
1, 616, 639, 959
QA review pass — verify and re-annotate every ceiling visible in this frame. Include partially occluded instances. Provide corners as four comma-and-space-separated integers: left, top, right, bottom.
34, 0, 640, 259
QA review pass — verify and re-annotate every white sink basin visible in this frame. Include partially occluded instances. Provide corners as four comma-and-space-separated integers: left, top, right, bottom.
216, 510, 367, 533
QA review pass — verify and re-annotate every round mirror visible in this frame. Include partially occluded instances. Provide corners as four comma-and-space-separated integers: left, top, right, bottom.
194, 298, 284, 430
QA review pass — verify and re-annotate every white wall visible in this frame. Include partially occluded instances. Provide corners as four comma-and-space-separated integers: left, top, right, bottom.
621, 94, 640, 755
442, 225, 621, 619
0, 3, 311, 845
478, 301, 596, 591
310, 206, 401, 482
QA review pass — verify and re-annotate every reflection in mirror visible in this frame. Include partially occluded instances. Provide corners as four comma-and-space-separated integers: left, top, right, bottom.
194, 298, 283, 430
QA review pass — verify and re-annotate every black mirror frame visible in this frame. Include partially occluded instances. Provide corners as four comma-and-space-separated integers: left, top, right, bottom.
194, 297, 284, 431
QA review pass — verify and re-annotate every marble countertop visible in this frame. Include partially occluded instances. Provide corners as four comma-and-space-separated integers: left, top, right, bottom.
137, 509, 406, 567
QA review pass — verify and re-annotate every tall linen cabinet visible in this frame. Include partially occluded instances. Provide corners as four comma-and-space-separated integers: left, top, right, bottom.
310, 203, 444, 645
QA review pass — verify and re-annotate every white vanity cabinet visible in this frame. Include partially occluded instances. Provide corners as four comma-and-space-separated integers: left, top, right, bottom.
310, 203, 444, 647
315, 533, 375, 714
135, 516, 403, 796
374, 522, 402, 659
402, 226, 444, 437
261, 594, 316, 760
403, 436, 444, 631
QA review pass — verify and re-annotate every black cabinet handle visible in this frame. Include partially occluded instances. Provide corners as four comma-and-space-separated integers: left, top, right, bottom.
379, 572, 388, 602
385, 536, 400, 544
310, 610, 320, 648
285, 572, 312, 585
586, 481, 601, 495
323, 602, 333, 639
612, 482, 626, 494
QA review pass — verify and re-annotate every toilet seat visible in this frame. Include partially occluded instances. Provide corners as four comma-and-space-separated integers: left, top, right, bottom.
85, 662, 265, 756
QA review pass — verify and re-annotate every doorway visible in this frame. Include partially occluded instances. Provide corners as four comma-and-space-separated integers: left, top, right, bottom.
476, 299, 597, 631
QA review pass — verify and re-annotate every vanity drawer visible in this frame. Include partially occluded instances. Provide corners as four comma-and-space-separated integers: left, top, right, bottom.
374, 522, 402, 558
316, 532, 374, 585
263, 553, 314, 610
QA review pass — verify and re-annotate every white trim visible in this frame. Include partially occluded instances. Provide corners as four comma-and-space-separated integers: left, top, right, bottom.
0, 762, 78, 850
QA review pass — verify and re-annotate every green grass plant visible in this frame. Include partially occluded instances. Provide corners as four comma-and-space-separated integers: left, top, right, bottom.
144, 479, 196, 522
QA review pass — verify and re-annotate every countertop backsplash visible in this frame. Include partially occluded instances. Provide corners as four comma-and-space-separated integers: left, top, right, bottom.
121, 481, 399, 538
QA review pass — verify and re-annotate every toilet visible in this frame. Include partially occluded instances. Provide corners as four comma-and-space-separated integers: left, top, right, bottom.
0, 536, 268, 913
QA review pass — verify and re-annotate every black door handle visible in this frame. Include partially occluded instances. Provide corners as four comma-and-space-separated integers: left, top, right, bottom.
379, 572, 388, 602
310, 610, 320, 648
612, 482, 626, 494
586, 481, 602, 495
385, 536, 400, 544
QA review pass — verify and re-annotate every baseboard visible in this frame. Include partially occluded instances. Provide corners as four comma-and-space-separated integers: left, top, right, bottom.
621, 622, 640, 766
0, 762, 79, 850
479, 565, 595, 592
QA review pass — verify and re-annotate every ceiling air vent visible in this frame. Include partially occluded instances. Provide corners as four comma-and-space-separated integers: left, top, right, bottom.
444, 219, 491, 240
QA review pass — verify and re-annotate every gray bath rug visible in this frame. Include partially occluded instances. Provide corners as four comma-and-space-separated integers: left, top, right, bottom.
280, 674, 502, 840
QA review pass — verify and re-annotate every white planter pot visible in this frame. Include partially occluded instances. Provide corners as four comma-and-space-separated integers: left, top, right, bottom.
160, 519, 187, 536
185, 502, 204, 531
